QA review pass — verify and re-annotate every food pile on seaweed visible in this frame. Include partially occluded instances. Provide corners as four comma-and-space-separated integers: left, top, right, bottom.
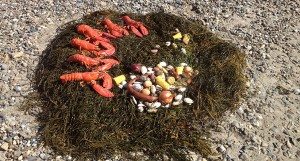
114, 61, 197, 113
59, 16, 148, 98
34, 11, 247, 160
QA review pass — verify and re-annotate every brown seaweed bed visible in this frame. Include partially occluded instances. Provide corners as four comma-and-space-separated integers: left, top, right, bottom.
33, 11, 246, 160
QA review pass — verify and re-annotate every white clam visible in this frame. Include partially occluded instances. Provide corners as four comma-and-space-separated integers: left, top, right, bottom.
130, 75, 137, 80
131, 96, 138, 105
150, 85, 157, 94
147, 67, 153, 71
138, 103, 145, 107
184, 98, 194, 105
138, 106, 144, 112
141, 66, 147, 74
181, 48, 187, 54
118, 84, 124, 89
152, 102, 162, 108
162, 104, 170, 108
147, 108, 158, 113
180, 63, 188, 67
133, 84, 143, 91
159, 61, 167, 67
151, 49, 158, 53
166, 65, 174, 70
178, 87, 187, 92
165, 41, 171, 46
172, 101, 181, 106
175, 94, 183, 101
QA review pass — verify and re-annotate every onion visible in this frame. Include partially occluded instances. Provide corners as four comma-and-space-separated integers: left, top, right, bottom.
159, 90, 174, 104
131, 63, 142, 73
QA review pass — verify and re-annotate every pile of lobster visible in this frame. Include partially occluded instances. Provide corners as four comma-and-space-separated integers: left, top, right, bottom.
60, 16, 149, 98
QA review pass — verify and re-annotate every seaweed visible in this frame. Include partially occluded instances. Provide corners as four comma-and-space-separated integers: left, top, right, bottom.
33, 11, 246, 160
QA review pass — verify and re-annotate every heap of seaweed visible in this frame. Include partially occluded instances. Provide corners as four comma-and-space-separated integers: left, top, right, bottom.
34, 11, 246, 160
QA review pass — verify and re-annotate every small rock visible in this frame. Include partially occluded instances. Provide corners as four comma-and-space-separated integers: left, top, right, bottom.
294, 89, 300, 95
11, 51, 24, 58
0, 63, 8, 70
286, 140, 292, 148
0, 142, 9, 151
39, 153, 46, 159
155, 45, 160, 48
217, 145, 226, 153
14, 85, 21, 92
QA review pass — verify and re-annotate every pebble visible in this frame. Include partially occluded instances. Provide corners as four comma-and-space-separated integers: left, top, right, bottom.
293, 89, 300, 95
0, 142, 9, 151
150, 85, 156, 94
14, 86, 22, 92
217, 145, 226, 153
0, 63, 8, 70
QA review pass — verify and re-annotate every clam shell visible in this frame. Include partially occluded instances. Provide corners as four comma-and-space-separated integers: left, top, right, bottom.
159, 61, 167, 67
180, 63, 188, 67
130, 75, 137, 80
147, 108, 158, 113
165, 41, 171, 46
150, 85, 157, 94
131, 96, 138, 105
133, 84, 143, 91
172, 101, 181, 106
152, 102, 162, 108
141, 66, 147, 74
138, 103, 145, 107
181, 48, 187, 54
138, 106, 144, 112
178, 87, 187, 92
151, 49, 158, 53
174, 94, 183, 101
184, 98, 194, 105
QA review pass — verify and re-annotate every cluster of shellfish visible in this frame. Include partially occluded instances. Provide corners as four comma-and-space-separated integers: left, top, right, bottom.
114, 62, 197, 113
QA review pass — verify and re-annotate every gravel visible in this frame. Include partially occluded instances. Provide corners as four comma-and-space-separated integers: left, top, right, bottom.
1, 0, 299, 160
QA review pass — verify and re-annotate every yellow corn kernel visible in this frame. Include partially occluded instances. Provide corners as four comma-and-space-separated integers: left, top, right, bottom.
156, 76, 170, 90
167, 77, 176, 85
173, 32, 182, 40
182, 34, 190, 44
113, 75, 126, 85
176, 66, 184, 75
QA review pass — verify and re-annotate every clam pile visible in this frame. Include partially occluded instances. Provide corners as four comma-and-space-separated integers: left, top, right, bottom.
114, 62, 197, 113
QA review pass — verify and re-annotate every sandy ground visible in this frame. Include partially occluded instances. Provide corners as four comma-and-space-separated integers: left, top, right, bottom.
0, 0, 299, 160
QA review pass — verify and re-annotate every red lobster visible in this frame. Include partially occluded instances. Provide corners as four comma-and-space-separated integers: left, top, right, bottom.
77, 24, 116, 42
71, 38, 115, 56
102, 18, 129, 38
60, 72, 114, 97
122, 16, 149, 37
68, 53, 102, 68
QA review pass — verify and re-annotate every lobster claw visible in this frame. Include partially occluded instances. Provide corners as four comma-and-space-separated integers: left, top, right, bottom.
122, 16, 149, 37
89, 80, 114, 98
